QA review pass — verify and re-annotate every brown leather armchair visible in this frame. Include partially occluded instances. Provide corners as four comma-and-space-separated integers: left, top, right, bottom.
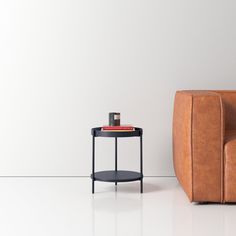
173, 90, 236, 203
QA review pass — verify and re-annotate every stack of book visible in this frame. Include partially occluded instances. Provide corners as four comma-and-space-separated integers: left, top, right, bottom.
101, 125, 135, 132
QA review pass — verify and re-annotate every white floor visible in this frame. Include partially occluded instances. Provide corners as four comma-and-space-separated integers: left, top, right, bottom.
0, 177, 235, 236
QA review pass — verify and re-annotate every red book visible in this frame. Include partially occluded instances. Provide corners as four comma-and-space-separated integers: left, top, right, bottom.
102, 125, 134, 131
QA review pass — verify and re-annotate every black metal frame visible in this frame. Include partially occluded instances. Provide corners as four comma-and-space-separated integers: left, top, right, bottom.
91, 127, 143, 194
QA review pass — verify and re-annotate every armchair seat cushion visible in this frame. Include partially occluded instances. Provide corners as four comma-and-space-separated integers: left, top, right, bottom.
224, 133, 236, 202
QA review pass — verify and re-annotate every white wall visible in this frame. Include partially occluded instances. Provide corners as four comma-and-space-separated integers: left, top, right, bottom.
0, 0, 236, 176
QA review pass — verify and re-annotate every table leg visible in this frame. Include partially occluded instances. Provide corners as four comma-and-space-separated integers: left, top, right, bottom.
92, 136, 95, 194
140, 135, 143, 193
115, 137, 117, 186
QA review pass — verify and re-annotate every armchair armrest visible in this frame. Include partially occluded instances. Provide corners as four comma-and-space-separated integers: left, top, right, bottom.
173, 91, 224, 202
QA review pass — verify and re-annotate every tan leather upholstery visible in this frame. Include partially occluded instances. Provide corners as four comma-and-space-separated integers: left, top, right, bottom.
173, 90, 236, 203
173, 92, 193, 201
224, 138, 236, 202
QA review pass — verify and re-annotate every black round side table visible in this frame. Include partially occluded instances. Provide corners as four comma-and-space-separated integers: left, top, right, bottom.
91, 127, 143, 194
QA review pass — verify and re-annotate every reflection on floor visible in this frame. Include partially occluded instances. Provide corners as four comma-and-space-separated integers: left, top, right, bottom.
0, 177, 235, 236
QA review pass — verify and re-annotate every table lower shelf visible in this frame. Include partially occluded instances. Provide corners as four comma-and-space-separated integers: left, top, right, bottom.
91, 170, 143, 182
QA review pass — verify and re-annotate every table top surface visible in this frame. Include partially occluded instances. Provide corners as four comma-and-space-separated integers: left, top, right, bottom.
91, 127, 143, 137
